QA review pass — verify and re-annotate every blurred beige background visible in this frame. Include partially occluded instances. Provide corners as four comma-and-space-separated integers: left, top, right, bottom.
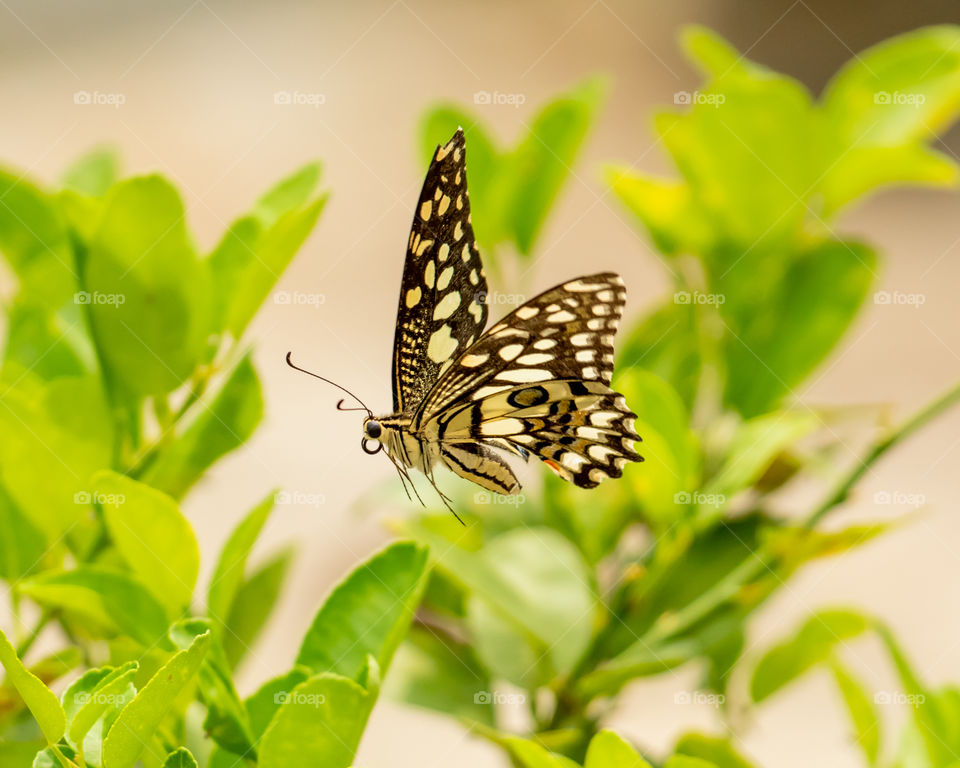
2, 0, 960, 765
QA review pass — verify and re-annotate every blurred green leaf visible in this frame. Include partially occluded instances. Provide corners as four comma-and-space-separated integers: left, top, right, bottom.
163, 747, 198, 768
750, 609, 870, 702
0, 168, 75, 309
616, 300, 701, 410
829, 660, 881, 766
466, 592, 551, 690
61, 147, 120, 197
497, 736, 581, 768
674, 733, 756, 768
210, 164, 326, 338
208, 493, 274, 638
820, 25, 960, 214
385, 625, 493, 725
665, 757, 718, 768
61, 661, 138, 756
296, 541, 429, 680
721, 239, 877, 417
2, 300, 92, 381
584, 730, 652, 768
102, 630, 210, 768
85, 175, 211, 396
94, 470, 199, 612
142, 354, 264, 499
0, 626, 65, 745
0, 482, 48, 583
244, 668, 311, 745
0, 376, 112, 543
258, 670, 374, 768
507, 76, 606, 255
222, 548, 293, 670
18, 568, 171, 649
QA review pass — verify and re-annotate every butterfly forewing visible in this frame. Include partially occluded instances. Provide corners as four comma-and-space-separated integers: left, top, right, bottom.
391, 128, 488, 413
414, 273, 643, 489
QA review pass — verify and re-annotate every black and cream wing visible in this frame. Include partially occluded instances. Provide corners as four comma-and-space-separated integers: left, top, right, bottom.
415, 273, 643, 489
391, 128, 488, 413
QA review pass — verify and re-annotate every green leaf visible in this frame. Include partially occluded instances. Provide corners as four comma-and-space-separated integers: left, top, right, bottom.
257, 672, 373, 768
62, 661, 138, 752
101, 630, 210, 768
721, 239, 877, 417
674, 733, 756, 768
497, 736, 581, 768
296, 541, 430, 680
244, 667, 311, 744
750, 609, 870, 702
142, 354, 264, 499
163, 748, 198, 768
384, 625, 493, 725
819, 25, 960, 214
94, 470, 199, 612
2, 300, 92, 381
18, 568, 171, 648
0, 168, 75, 308
61, 147, 120, 197
210, 164, 326, 337
665, 757, 718, 768
0, 626, 66, 744
33, 745, 78, 768
616, 300, 701, 410
0, 375, 113, 543
507, 76, 606, 254
0, 481, 48, 582
85, 175, 211, 395
222, 548, 294, 670
208, 493, 275, 635
585, 730, 652, 768
829, 661, 881, 766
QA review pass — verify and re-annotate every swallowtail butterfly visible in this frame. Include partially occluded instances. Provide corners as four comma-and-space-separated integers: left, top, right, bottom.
288, 129, 642, 513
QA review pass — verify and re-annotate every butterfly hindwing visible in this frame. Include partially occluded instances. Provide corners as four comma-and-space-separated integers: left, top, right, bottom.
415, 273, 643, 489
391, 128, 488, 413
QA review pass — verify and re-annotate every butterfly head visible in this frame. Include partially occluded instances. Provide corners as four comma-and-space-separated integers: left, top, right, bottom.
361, 417, 384, 454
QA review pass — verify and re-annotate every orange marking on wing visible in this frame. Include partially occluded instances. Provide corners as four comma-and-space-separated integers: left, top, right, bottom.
544, 459, 564, 476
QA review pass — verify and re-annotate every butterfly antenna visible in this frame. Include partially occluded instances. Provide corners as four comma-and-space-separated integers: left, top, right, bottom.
285, 352, 372, 415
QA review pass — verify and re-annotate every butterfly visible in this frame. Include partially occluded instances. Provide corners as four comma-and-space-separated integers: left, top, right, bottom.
288, 128, 642, 515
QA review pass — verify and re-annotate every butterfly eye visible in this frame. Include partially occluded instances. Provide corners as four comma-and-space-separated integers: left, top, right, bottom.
364, 419, 382, 439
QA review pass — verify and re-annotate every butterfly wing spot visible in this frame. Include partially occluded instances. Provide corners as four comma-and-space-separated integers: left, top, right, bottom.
406, 287, 422, 308
420, 201, 432, 221
438, 195, 451, 215
436, 266, 454, 290
533, 338, 556, 350
480, 418, 525, 436
468, 302, 483, 323
427, 325, 459, 363
498, 344, 524, 361
571, 332, 593, 347
516, 306, 539, 320
496, 368, 553, 383
548, 310, 577, 323
517, 353, 554, 365
438, 243, 450, 261
461, 353, 489, 368
433, 292, 462, 320
424, 261, 436, 289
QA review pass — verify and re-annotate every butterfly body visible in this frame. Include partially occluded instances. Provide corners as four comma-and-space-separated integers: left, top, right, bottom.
353, 128, 643, 502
